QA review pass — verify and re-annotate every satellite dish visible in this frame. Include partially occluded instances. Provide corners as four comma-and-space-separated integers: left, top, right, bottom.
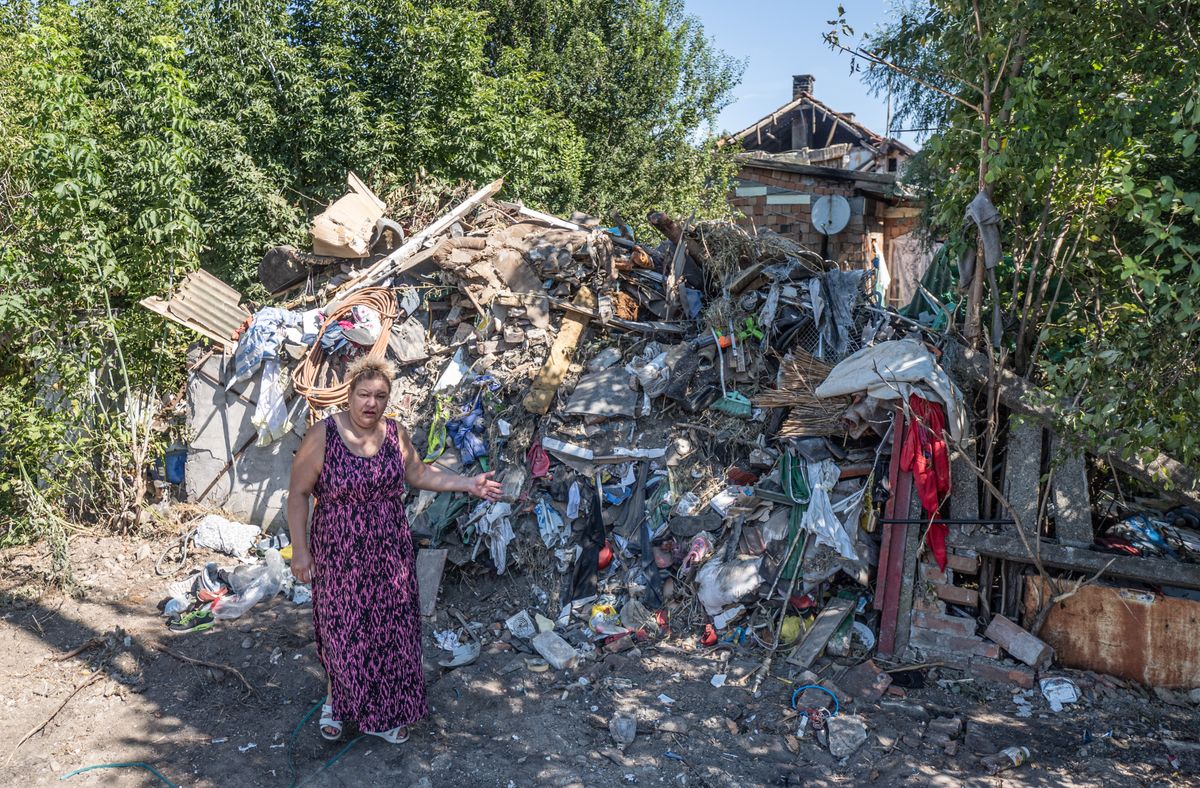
811, 195, 851, 236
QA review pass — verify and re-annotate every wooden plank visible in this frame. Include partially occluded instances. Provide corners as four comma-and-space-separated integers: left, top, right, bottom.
522, 286, 596, 414
1025, 578, 1200, 688
874, 409, 905, 613
877, 478, 911, 655
787, 597, 855, 668
956, 530, 1200, 591
892, 480, 924, 657
416, 548, 448, 617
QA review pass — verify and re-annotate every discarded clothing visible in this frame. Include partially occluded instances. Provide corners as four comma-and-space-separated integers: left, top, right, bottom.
231, 307, 299, 386
958, 190, 1002, 287
472, 501, 516, 574
900, 394, 951, 569
251, 358, 292, 446
447, 400, 488, 466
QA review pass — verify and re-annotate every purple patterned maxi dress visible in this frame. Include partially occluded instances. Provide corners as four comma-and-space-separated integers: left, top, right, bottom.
310, 416, 428, 732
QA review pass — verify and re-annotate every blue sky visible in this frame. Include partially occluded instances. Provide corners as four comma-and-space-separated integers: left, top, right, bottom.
686, 0, 905, 142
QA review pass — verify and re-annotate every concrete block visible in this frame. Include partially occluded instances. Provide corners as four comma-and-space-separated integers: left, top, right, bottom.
909, 628, 1000, 660
532, 631, 579, 670
826, 714, 869, 758
1050, 437, 1094, 547
186, 353, 297, 529
1003, 417, 1043, 532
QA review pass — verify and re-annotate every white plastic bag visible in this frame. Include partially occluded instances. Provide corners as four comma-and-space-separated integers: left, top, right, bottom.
799, 460, 864, 561
211, 549, 285, 620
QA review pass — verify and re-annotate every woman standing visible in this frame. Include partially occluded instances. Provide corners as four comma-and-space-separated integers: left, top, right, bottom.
287, 357, 501, 743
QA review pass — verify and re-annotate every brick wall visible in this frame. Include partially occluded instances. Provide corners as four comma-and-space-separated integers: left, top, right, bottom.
730, 166, 878, 266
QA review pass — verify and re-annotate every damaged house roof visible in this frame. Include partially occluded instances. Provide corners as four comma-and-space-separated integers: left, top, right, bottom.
723, 73, 915, 173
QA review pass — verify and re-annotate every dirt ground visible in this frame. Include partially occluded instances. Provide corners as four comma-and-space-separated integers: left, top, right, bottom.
1, 534, 1197, 788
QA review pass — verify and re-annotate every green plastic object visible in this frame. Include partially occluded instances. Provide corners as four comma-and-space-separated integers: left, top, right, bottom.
707, 328, 752, 418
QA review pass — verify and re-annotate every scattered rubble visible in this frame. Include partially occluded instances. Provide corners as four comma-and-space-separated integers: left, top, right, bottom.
111, 172, 1200, 783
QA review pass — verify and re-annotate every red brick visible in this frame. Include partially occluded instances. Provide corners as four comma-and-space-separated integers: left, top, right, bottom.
919, 562, 951, 583
969, 658, 1036, 689
908, 628, 1000, 660
945, 552, 978, 574
984, 615, 1053, 669
911, 610, 977, 638
933, 582, 979, 608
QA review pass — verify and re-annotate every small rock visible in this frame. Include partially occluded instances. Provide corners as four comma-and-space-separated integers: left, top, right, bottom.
241, 637, 253, 649
1189, 687, 1200, 705
135, 544, 153, 562
826, 714, 869, 758
609, 714, 636, 750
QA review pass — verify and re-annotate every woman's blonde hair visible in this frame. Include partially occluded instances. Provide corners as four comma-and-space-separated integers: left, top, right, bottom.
345, 356, 396, 394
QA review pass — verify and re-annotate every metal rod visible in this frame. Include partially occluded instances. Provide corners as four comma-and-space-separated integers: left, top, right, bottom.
878, 515, 1017, 522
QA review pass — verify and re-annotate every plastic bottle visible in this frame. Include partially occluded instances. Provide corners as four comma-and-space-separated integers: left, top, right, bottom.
982, 746, 1030, 774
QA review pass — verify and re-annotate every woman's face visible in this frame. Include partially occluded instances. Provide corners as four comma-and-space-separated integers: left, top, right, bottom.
348, 377, 390, 428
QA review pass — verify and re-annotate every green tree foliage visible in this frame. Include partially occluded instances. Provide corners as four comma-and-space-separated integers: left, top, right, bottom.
841, 1, 1200, 470
0, 0, 741, 541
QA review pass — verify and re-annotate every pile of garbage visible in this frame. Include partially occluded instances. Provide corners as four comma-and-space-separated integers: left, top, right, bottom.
158, 174, 974, 751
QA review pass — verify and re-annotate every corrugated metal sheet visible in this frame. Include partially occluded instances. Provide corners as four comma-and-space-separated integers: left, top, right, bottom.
140, 270, 249, 351
1024, 578, 1200, 688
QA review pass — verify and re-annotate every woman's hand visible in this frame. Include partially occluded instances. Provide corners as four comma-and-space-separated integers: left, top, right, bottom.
291, 547, 315, 585
467, 471, 503, 502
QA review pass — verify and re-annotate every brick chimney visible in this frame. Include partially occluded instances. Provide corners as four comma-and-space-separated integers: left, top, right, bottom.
792, 74, 815, 99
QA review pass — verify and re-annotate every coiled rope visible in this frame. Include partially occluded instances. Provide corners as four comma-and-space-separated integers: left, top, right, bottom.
292, 287, 398, 410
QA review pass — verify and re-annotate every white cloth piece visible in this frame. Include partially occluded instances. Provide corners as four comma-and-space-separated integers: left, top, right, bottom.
814, 337, 966, 441
535, 497, 568, 548
193, 514, 260, 556
251, 359, 292, 447
472, 501, 516, 574
567, 482, 581, 519
798, 460, 865, 561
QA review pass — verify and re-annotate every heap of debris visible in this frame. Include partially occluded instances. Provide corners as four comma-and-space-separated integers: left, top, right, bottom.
144, 172, 1200, 766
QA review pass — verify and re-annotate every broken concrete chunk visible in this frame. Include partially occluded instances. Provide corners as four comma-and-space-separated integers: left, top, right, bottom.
838, 659, 893, 703
532, 631, 579, 670
826, 714, 869, 758
984, 614, 1053, 669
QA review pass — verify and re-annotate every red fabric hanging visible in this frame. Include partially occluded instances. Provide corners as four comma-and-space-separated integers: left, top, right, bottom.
900, 394, 952, 569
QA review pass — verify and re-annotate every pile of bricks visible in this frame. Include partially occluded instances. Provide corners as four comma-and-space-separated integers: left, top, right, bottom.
906, 547, 1000, 660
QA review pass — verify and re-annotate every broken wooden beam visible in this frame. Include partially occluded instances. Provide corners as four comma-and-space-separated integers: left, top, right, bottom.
523, 286, 596, 415
647, 210, 711, 269
955, 529, 1200, 590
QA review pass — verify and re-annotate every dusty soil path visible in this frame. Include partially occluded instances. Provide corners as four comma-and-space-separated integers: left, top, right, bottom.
1, 535, 1195, 787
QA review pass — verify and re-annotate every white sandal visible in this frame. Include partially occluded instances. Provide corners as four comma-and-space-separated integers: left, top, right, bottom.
319, 703, 343, 741
364, 726, 409, 744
